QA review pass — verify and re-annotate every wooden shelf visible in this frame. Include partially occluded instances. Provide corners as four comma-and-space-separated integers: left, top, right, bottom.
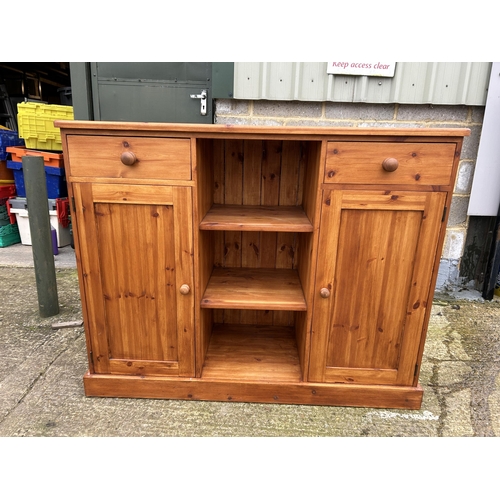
199, 204, 313, 232
201, 267, 307, 311
201, 324, 302, 383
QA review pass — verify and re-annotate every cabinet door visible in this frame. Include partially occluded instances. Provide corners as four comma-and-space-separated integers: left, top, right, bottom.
309, 189, 446, 386
73, 183, 195, 377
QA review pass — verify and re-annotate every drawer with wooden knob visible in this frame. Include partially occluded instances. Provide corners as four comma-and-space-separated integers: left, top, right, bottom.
324, 141, 457, 186
66, 135, 191, 180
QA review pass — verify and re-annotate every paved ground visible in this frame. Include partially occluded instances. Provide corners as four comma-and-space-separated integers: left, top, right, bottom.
1, 242, 499, 439
1, 241, 498, 495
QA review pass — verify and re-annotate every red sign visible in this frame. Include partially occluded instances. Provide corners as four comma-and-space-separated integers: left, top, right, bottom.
327, 61, 396, 77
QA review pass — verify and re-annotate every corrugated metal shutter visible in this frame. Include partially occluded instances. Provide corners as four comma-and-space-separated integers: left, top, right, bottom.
234, 62, 491, 105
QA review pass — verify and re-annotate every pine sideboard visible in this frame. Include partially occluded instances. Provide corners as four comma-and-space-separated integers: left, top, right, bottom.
56, 121, 469, 409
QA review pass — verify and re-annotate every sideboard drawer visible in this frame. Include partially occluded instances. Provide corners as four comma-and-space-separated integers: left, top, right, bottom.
325, 141, 456, 186
66, 135, 191, 180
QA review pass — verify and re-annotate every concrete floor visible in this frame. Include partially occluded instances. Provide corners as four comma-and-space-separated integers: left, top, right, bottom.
1, 241, 499, 439
1, 241, 498, 495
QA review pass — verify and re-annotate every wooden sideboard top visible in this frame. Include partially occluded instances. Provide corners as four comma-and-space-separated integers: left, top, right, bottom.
55, 120, 471, 139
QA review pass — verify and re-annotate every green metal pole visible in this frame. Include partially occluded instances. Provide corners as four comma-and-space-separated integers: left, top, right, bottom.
23, 155, 59, 317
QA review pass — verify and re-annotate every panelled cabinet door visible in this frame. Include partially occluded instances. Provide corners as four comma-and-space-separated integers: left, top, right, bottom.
309, 189, 447, 386
73, 183, 195, 377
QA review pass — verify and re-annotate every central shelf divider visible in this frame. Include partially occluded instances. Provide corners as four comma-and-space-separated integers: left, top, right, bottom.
199, 204, 313, 232
201, 267, 307, 311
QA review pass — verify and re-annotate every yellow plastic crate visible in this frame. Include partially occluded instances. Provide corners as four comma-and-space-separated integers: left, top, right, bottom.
17, 102, 74, 150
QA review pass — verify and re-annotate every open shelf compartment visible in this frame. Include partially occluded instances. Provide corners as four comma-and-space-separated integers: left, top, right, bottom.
195, 137, 323, 382
201, 323, 302, 383
201, 267, 307, 311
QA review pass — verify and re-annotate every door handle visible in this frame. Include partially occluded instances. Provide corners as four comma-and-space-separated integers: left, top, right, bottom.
190, 89, 208, 116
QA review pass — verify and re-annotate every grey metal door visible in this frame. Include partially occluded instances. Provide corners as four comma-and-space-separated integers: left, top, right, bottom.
71, 62, 220, 124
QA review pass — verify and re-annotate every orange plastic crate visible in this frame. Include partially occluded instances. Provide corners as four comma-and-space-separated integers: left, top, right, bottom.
0, 160, 14, 181
6, 146, 64, 168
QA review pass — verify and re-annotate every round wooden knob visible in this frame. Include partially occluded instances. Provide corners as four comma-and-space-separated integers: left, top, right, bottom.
382, 158, 399, 172
179, 284, 191, 295
320, 288, 330, 298
120, 151, 137, 166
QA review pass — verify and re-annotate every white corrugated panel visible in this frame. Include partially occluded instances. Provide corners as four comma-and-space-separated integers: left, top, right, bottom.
234, 62, 491, 105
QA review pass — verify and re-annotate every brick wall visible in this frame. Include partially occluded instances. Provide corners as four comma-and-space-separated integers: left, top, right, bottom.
215, 99, 485, 291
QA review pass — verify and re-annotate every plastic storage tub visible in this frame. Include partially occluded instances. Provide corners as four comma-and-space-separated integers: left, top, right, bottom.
0, 223, 21, 247
6, 146, 65, 168
6, 160, 67, 198
0, 203, 9, 226
0, 129, 24, 160
0, 184, 16, 204
0, 160, 14, 181
17, 102, 73, 150
8, 198, 71, 247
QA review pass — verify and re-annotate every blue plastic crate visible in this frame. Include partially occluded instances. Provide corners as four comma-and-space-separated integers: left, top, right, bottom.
0, 130, 25, 161
6, 160, 67, 198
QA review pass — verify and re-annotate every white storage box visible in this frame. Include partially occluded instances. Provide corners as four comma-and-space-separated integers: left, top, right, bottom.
9, 207, 71, 247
